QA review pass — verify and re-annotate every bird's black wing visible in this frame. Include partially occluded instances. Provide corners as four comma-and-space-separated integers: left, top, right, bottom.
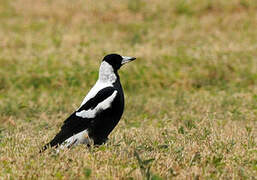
41, 86, 116, 151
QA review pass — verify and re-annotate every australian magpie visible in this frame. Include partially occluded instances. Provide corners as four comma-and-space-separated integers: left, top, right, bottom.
41, 54, 136, 152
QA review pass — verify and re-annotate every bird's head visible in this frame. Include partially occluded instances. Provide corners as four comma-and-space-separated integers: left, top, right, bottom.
102, 54, 136, 71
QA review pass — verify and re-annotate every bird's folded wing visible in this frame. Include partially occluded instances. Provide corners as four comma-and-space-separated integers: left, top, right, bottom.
45, 87, 117, 149
75, 87, 117, 118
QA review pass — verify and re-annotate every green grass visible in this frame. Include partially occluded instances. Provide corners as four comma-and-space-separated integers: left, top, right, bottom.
0, 0, 256, 179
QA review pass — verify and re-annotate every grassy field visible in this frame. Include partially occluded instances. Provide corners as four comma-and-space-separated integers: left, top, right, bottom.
0, 0, 257, 179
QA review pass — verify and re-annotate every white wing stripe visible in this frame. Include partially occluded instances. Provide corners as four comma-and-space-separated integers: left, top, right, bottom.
76, 90, 117, 118
79, 62, 116, 109
78, 80, 113, 109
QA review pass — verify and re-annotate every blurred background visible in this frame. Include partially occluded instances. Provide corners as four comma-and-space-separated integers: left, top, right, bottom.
0, 0, 256, 179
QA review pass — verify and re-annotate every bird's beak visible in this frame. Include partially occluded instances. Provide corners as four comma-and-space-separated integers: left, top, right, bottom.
121, 56, 136, 65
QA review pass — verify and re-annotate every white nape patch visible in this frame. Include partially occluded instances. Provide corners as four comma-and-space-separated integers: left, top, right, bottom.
76, 90, 117, 118
99, 61, 117, 83
59, 129, 91, 149
78, 61, 116, 109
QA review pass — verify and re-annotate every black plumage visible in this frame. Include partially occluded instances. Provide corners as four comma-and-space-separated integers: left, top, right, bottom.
41, 54, 135, 152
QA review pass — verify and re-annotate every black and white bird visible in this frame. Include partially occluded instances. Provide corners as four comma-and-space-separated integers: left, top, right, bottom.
41, 54, 136, 152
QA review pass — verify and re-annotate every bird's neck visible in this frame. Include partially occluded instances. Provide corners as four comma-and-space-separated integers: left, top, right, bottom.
98, 61, 118, 83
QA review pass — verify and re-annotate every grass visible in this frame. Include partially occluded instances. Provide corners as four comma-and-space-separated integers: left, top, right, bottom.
0, 0, 256, 179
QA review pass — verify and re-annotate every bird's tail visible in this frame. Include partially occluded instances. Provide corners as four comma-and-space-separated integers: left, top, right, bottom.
39, 131, 70, 153
39, 143, 51, 153
39, 132, 67, 153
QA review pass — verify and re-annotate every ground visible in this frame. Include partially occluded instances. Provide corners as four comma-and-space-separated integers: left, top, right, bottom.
0, 0, 256, 179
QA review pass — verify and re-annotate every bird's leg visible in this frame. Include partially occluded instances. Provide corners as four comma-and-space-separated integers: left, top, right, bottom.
84, 132, 94, 147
